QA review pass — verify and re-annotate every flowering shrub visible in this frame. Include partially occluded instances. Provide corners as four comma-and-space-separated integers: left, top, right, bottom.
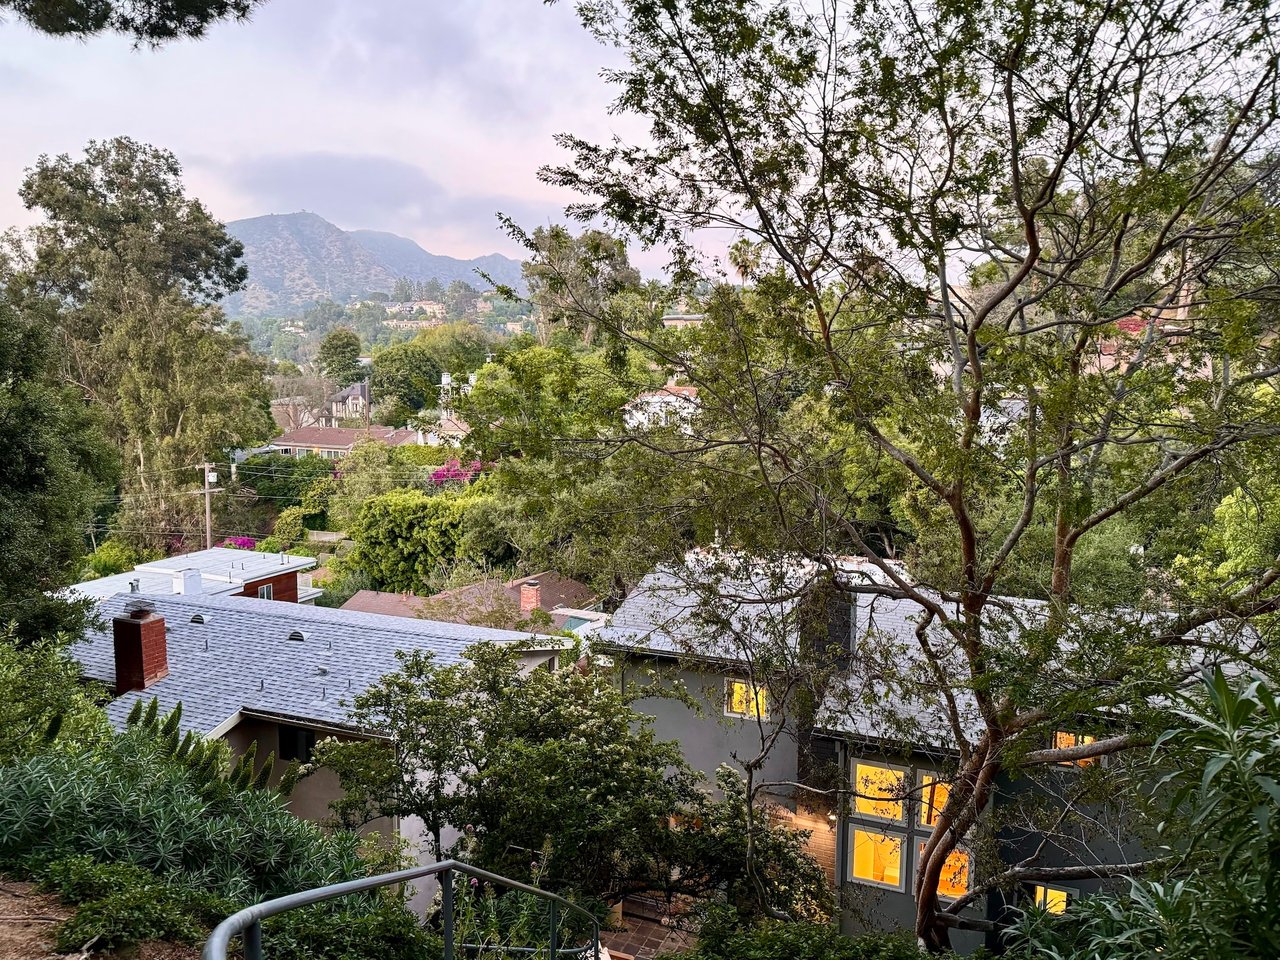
430, 459, 483, 486
220, 536, 257, 550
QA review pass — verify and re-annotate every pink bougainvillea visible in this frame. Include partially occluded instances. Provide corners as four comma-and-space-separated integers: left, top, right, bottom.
430, 459, 483, 486
220, 536, 258, 550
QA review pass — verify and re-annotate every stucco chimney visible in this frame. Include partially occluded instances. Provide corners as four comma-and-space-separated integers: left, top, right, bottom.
113, 606, 169, 694
172, 569, 202, 595
520, 579, 542, 614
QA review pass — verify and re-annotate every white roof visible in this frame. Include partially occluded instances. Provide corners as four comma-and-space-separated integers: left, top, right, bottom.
69, 548, 316, 601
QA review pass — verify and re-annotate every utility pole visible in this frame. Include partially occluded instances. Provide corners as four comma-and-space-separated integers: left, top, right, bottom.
202, 463, 223, 550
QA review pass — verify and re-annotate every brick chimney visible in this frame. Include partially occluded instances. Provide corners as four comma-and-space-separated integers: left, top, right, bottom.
113, 606, 169, 695
519, 579, 542, 614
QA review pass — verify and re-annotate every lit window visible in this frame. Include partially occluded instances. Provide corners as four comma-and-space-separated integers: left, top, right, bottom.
850, 828, 903, 888
257, 584, 274, 600
920, 774, 951, 826
725, 679, 769, 719
1033, 884, 1071, 914
1054, 731, 1098, 766
918, 842, 971, 899
854, 762, 906, 822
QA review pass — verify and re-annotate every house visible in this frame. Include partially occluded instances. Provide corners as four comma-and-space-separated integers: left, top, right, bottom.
70, 590, 568, 899
269, 425, 424, 460
593, 560, 1133, 953
623, 384, 700, 430
424, 414, 471, 446
660, 313, 705, 329
320, 381, 370, 426
69, 547, 322, 604
270, 397, 321, 432
342, 571, 605, 633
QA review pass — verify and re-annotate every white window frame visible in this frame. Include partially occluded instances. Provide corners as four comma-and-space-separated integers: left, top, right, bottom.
850, 759, 911, 825
846, 823, 909, 893
917, 770, 953, 827
723, 677, 770, 720
257, 583, 274, 600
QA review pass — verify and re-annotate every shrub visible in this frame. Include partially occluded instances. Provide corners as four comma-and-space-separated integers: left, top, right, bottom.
82, 539, 149, 579
220, 536, 257, 550
41, 857, 228, 952
0, 703, 424, 957
273, 506, 307, 547
680, 909, 922, 960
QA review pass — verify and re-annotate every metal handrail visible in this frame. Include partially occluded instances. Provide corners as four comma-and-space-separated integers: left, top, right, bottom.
201, 858, 601, 960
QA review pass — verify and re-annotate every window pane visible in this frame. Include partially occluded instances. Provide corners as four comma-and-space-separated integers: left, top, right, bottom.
920, 775, 951, 826
851, 828, 902, 887
919, 842, 971, 898
1035, 885, 1069, 914
1054, 731, 1099, 766
726, 680, 768, 718
854, 762, 905, 821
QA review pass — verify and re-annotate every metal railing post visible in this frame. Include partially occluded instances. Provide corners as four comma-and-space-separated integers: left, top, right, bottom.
549, 901, 558, 958
244, 920, 262, 960
441, 867, 455, 960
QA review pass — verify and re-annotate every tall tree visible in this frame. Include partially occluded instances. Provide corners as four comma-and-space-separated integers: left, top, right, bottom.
506, 224, 642, 345
0, 259, 116, 641
317, 328, 364, 389
540, 0, 1280, 948
17, 137, 272, 550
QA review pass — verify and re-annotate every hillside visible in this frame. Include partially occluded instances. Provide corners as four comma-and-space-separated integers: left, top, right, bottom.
223, 212, 524, 317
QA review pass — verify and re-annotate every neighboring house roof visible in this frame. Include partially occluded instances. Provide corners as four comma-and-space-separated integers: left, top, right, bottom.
328, 382, 370, 405
69, 548, 316, 601
342, 571, 599, 632
75, 592, 565, 737
271, 426, 421, 450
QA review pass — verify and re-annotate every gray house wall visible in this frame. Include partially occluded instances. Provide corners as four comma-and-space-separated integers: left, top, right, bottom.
617, 656, 799, 793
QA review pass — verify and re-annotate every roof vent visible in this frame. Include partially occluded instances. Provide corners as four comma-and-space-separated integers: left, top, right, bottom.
287, 630, 307, 642
190, 613, 207, 624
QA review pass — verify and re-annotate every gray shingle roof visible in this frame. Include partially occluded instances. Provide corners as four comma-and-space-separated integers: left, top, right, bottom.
75, 592, 562, 736
594, 565, 807, 659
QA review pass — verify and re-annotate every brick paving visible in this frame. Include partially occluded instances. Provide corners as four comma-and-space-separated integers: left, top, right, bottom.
600, 913, 696, 960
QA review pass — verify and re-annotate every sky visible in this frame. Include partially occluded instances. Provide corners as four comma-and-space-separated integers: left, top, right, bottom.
0, 0, 644, 262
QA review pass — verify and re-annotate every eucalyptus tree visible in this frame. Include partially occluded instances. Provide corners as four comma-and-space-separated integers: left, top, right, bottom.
1, 0, 264, 43
16, 137, 272, 549
535, 0, 1280, 948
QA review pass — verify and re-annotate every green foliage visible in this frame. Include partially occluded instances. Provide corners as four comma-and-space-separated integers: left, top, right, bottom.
2, 0, 264, 43
372, 340, 443, 420
349, 484, 505, 592
0, 635, 110, 764
1007, 669, 1280, 959
319, 644, 702, 902
82, 538, 154, 579
682, 907, 922, 960
41, 857, 223, 951
0, 701, 423, 957
680, 769, 835, 924
318, 327, 364, 388
0, 269, 117, 640
239, 452, 334, 508
17, 136, 272, 551
273, 505, 308, 547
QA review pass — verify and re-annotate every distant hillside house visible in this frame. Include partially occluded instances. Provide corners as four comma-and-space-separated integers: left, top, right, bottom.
319, 382, 370, 426
660, 313, 705, 329
68, 547, 321, 604
269, 425, 423, 459
342, 571, 604, 633
424, 414, 470, 446
624, 384, 700, 430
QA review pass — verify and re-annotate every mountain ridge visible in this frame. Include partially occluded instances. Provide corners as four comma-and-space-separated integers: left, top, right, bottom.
222, 212, 524, 317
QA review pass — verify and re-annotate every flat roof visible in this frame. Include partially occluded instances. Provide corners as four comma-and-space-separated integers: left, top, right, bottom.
68, 548, 315, 601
